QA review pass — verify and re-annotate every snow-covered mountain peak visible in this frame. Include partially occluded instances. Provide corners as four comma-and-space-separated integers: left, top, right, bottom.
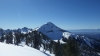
43, 22, 57, 29
46, 22, 55, 26
38, 22, 71, 40
38, 22, 66, 32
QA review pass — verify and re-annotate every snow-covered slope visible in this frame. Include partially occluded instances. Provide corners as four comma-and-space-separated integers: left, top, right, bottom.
38, 22, 71, 40
0, 43, 51, 56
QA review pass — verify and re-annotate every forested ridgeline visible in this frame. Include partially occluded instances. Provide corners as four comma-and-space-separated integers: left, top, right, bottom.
0, 30, 100, 56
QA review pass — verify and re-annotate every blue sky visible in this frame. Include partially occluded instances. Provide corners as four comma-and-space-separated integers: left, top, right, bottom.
0, 0, 100, 30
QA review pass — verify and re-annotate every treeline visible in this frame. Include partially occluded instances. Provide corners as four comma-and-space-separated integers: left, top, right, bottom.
0, 30, 100, 56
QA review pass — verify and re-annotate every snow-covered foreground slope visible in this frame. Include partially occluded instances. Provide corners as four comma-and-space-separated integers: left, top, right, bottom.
0, 43, 51, 56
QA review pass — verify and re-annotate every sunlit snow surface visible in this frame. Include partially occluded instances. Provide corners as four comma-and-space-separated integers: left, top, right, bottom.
54, 32, 71, 44
63, 32, 71, 39
0, 43, 54, 56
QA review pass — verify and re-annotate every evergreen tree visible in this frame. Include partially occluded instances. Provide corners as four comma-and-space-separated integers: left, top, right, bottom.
33, 31, 40, 50
66, 36, 81, 56
0, 33, 5, 42
9, 32, 13, 44
15, 32, 21, 45
61, 43, 68, 56
54, 40, 62, 56
49, 40, 53, 54
6, 34, 10, 44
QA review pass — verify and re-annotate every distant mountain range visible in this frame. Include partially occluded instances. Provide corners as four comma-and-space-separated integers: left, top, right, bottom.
0, 22, 100, 56
0, 22, 71, 40
1, 22, 100, 38
0, 27, 32, 37
0, 22, 100, 50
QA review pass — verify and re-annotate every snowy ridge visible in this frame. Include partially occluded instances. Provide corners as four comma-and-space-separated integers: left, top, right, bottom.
0, 27, 32, 38
63, 32, 71, 39
16, 27, 32, 33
